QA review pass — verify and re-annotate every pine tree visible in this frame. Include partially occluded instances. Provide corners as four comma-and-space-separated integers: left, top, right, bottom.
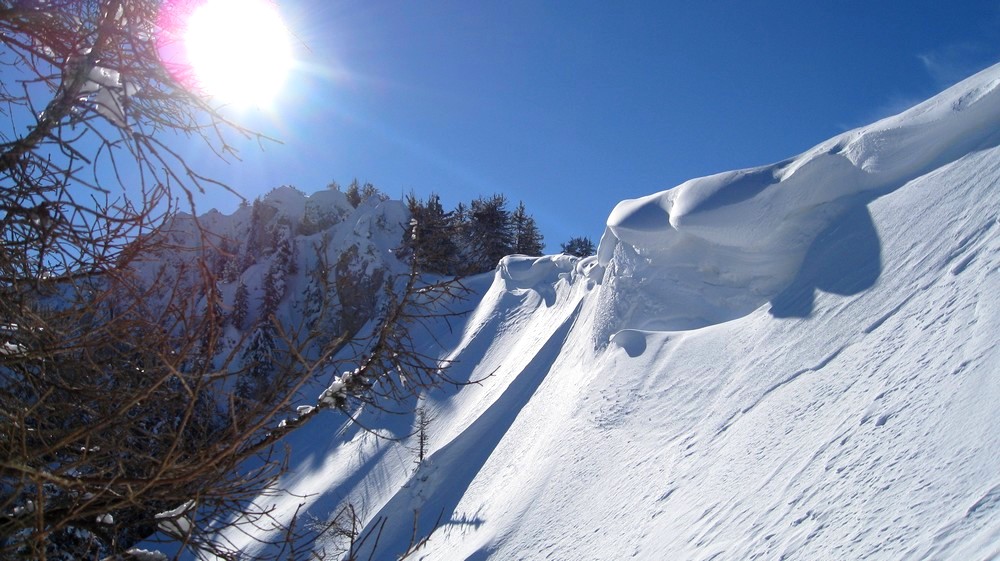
511, 201, 545, 256
466, 194, 514, 272
257, 225, 295, 321
303, 267, 327, 330
231, 280, 249, 329
213, 238, 234, 278
221, 256, 242, 283
246, 199, 265, 258
346, 179, 362, 208
303, 236, 338, 335
361, 182, 387, 203
238, 323, 276, 402
450, 201, 470, 263
406, 193, 459, 275
262, 261, 286, 320
272, 225, 297, 275
560, 236, 596, 257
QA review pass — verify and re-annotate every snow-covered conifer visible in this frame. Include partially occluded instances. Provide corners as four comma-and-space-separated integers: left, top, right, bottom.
238, 323, 277, 401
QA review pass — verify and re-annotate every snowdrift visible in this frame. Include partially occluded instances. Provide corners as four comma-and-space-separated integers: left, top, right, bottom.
227, 64, 1000, 560
596, 65, 1000, 333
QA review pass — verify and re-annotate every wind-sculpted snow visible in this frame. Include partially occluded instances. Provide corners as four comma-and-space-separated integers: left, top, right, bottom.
196, 64, 1000, 561
403, 65, 1000, 560
496, 254, 581, 306
498, 254, 577, 289
596, 63, 1000, 335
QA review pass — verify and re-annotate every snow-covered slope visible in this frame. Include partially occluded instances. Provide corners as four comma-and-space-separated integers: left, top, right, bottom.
235, 64, 1000, 560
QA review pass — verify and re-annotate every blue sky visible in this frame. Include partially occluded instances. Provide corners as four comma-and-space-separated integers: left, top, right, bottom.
191, 0, 1000, 251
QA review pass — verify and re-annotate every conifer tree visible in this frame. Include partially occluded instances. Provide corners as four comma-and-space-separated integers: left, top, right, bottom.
213, 238, 234, 277
303, 236, 338, 336
346, 179, 362, 208
450, 201, 471, 262
232, 280, 249, 329
262, 262, 286, 320
406, 193, 459, 275
247, 199, 265, 257
238, 322, 277, 402
561, 236, 596, 257
451, 201, 468, 226
303, 266, 328, 330
511, 200, 545, 256
361, 182, 388, 204
272, 224, 297, 274
466, 194, 514, 272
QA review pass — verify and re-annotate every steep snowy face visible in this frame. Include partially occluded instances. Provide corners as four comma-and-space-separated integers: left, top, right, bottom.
595, 63, 1000, 334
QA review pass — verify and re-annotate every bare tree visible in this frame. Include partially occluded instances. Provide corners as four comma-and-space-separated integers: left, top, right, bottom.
412, 405, 433, 464
1, 2, 468, 559
0, 0, 259, 284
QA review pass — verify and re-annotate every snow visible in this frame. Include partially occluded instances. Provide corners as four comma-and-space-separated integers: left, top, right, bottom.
12, 500, 35, 517
498, 254, 579, 306
156, 500, 195, 538
262, 185, 309, 220
0, 341, 25, 356
202, 63, 1000, 560
81, 65, 139, 127
124, 550, 169, 561
318, 374, 349, 408
1, 323, 28, 356
597, 63, 1000, 333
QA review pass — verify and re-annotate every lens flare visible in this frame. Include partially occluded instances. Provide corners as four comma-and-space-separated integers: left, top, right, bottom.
159, 0, 293, 108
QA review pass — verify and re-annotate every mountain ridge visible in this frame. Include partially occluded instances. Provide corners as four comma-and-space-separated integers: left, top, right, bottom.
212, 63, 1000, 560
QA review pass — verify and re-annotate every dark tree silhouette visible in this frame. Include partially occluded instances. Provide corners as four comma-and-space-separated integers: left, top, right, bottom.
511, 201, 544, 256
465, 194, 514, 272
405, 192, 460, 275
561, 236, 596, 257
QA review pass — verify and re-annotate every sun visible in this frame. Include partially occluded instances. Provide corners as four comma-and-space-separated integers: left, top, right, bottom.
182, 0, 293, 108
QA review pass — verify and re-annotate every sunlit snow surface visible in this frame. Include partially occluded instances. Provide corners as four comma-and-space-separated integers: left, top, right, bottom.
597, 65, 1000, 334
215, 64, 1000, 560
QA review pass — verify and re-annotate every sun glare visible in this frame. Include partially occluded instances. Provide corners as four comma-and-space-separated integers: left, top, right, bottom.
183, 0, 293, 108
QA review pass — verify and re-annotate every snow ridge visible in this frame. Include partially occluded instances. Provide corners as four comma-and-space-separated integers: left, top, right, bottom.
595, 64, 1000, 334
217, 63, 1000, 561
